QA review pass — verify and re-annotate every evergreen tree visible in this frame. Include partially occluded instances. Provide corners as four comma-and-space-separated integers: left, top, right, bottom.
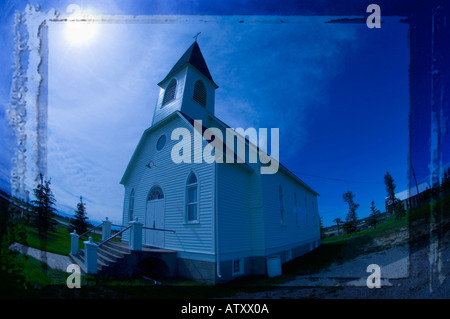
368, 201, 381, 228
70, 196, 89, 235
384, 171, 407, 219
384, 171, 398, 215
384, 171, 396, 200
343, 190, 359, 233
31, 174, 57, 236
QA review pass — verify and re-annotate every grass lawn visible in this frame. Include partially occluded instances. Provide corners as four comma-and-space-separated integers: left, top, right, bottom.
16, 222, 73, 255
0, 248, 69, 298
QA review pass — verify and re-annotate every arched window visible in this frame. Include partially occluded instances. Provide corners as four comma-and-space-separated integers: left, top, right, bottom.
279, 184, 285, 225
162, 79, 177, 107
128, 188, 135, 221
186, 172, 198, 222
148, 185, 164, 201
193, 80, 207, 106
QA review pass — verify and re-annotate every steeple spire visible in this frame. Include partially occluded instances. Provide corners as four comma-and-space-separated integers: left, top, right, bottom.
158, 41, 218, 88
193, 32, 201, 42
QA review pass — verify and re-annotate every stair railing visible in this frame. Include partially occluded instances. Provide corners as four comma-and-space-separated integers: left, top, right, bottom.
98, 225, 131, 247
70, 223, 102, 256
79, 223, 102, 242
142, 226, 176, 233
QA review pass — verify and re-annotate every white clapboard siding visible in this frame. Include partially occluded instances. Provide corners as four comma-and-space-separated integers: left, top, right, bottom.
247, 162, 265, 255
216, 161, 252, 255
260, 170, 321, 252
180, 67, 216, 121
153, 66, 216, 127
152, 68, 187, 126
121, 115, 215, 254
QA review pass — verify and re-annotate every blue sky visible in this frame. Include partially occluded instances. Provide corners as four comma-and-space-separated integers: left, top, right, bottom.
1, 1, 412, 227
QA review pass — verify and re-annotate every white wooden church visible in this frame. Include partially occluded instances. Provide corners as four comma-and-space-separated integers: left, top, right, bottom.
120, 41, 321, 284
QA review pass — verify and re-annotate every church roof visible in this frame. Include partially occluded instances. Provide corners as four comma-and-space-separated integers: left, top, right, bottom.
121, 110, 319, 196
158, 41, 218, 88
181, 111, 320, 196
393, 182, 430, 201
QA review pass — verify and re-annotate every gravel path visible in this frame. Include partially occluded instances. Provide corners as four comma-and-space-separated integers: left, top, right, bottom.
8, 242, 73, 272
280, 244, 410, 288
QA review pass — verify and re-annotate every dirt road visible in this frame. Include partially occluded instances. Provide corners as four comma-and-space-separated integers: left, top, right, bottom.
231, 226, 449, 298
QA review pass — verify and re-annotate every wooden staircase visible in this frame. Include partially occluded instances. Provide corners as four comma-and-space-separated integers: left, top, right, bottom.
69, 241, 177, 278
69, 241, 131, 275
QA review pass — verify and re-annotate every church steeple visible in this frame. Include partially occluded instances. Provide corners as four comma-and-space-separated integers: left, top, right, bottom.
158, 41, 218, 89
152, 41, 218, 126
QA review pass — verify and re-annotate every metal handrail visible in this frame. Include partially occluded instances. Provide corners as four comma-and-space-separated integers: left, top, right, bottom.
98, 225, 132, 247
142, 226, 176, 233
79, 223, 102, 238
111, 223, 127, 228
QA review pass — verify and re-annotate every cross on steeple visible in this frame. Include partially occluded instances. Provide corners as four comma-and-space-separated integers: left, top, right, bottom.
193, 32, 201, 42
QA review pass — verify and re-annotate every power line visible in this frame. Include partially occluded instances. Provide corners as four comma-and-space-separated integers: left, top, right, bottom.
291, 171, 384, 185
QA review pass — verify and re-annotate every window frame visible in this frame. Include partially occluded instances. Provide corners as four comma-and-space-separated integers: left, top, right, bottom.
148, 185, 164, 201
305, 196, 309, 227
193, 80, 207, 106
232, 258, 244, 277
156, 134, 167, 152
279, 184, 285, 225
128, 188, 135, 222
185, 172, 199, 224
162, 78, 177, 107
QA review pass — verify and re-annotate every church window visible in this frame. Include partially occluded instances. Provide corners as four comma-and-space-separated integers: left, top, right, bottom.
128, 188, 135, 221
186, 172, 198, 222
232, 259, 244, 276
162, 79, 177, 107
156, 134, 167, 151
294, 192, 299, 225
193, 80, 207, 106
279, 184, 285, 225
148, 185, 164, 201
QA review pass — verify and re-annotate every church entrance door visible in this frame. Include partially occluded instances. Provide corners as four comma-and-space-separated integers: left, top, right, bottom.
145, 186, 165, 248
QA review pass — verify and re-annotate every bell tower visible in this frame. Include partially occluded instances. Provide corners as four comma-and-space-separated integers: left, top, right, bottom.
151, 41, 219, 126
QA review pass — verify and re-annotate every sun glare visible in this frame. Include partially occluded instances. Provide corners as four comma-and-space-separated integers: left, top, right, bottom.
66, 22, 97, 45
65, 4, 98, 46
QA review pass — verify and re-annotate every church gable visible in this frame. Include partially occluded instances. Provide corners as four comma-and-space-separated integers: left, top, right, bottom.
121, 112, 216, 255
121, 112, 180, 186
